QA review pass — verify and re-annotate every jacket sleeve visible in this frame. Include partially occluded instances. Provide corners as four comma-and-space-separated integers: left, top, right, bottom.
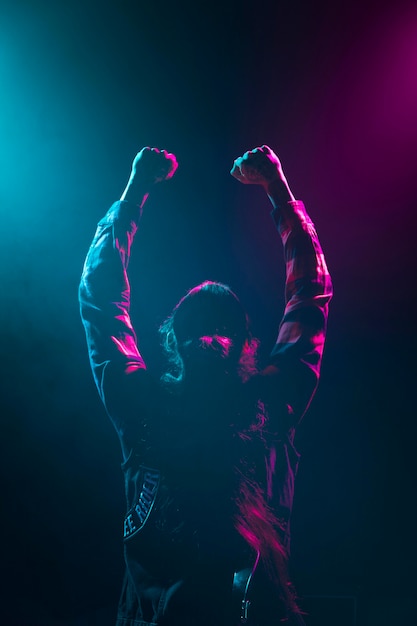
260, 200, 333, 424
79, 200, 150, 433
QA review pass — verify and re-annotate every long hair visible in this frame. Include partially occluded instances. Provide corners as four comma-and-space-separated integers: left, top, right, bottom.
159, 281, 259, 384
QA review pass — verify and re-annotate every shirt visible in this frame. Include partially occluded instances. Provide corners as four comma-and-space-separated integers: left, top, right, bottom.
79, 198, 332, 626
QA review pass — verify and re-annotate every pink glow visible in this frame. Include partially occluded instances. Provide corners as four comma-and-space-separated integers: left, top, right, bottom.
199, 334, 233, 358
343, 7, 417, 184
111, 334, 146, 373
266, 445, 276, 500
305, 4, 417, 209
235, 479, 299, 613
111, 333, 140, 357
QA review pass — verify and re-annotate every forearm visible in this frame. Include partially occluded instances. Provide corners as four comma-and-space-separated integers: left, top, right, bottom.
266, 177, 296, 209
273, 200, 332, 312
120, 177, 150, 206
79, 200, 141, 309
268, 200, 333, 418
79, 200, 146, 396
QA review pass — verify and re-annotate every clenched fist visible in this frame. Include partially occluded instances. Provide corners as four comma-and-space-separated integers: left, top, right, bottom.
231, 145, 295, 207
230, 145, 284, 188
121, 147, 178, 205
131, 147, 178, 186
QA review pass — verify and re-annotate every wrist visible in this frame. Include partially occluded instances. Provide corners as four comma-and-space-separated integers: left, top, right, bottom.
120, 176, 150, 207
266, 177, 295, 209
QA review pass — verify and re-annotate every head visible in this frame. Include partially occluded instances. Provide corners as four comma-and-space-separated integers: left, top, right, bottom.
160, 281, 259, 386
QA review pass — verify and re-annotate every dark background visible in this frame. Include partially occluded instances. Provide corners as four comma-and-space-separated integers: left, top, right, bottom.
1, 1, 416, 624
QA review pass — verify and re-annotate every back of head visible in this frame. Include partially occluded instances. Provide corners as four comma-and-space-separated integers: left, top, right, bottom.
172, 281, 248, 348
160, 281, 257, 385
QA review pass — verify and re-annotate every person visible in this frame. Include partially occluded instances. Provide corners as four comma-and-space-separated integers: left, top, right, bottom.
79, 145, 332, 626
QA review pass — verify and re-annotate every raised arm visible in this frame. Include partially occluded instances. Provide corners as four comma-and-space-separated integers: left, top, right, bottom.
231, 146, 333, 423
79, 148, 178, 434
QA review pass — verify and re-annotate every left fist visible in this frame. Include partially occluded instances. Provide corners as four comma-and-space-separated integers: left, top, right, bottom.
130, 147, 178, 187
230, 145, 282, 188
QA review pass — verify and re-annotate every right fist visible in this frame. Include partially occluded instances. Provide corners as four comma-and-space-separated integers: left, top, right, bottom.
130, 147, 178, 187
230, 145, 283, 188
